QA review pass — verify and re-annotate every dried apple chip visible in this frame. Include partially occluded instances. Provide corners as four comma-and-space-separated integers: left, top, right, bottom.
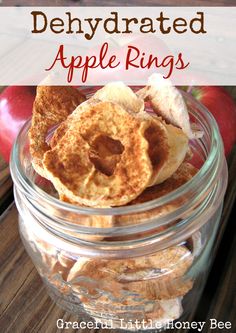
29, 86, 86, 177
51, 81, 144, 150
43, 101, 153, 207
113, 162, 198, 231
67, 246, 193, 301
152, 121, 189, 185
133, 162, 198, 205
137, 73, 203, 139
92, 81, 189, 186
50, 108, 188, 207
138, 114, 189, 186
58, 193, 115, 241
50, 99, 99, 148
93, 298, 183, 330
49, 82, 144, 148
93, 81, 144, 113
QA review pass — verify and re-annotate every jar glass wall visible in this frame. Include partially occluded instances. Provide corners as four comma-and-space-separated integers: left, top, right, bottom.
10, 90, 228, 331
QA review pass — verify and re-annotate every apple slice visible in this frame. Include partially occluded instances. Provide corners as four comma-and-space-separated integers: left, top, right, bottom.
93, 81, 144, 114
137, 73, 203, 139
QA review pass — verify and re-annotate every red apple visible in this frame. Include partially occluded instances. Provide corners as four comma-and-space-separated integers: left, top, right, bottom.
190, 86, 236, 157
0, 86, 36, 162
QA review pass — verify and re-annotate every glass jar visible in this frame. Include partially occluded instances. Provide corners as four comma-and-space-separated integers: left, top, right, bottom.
10, 90, 228, 332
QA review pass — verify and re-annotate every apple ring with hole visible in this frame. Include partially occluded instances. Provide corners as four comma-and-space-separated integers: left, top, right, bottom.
67, 245, 193, 303
91, 82, 189, 186
43, 101, 153, 207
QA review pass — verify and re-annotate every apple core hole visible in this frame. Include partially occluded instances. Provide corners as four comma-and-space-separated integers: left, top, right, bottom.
89, 134, 124, 176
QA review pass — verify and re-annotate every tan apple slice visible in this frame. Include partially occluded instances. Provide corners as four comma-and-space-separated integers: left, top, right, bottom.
153, 121, 189, 185
137, 73, 203, 139
91, 298, 183, 330
50, 98, 100, 148
29, 85, 86, 178
43, 101, 153, 207
139, 113, 189, 186
93, 81, 144, 113
67, 246, 193, 301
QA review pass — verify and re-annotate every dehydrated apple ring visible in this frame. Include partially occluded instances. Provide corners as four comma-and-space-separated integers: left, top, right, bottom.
67, 246, 193, 302
93, 81, 144, 114
57, 193, 115, 241
155, 121, 189, 184
43, 101, 153, 207
141, 115, 189, 186
50, 85, 188, 190
84, 298, 182, 329
114, 162, 198, 228
92, 81, 188, 186
116, 246, 193, 300
132, 162, 198, 205
92, 298, 183, 332
50, 81, 144, 149
49, 98, 99, 149
137, 73, 203, 139
29, 86, 86, 177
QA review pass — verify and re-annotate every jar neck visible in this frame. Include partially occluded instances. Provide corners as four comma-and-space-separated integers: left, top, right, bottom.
11, 91, 228, 258
14, 159, 227, 258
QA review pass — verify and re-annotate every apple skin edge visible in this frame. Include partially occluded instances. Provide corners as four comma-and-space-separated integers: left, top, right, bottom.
0, 85, 235, 164
189, 86, 236, 157
0, 86, 36, 162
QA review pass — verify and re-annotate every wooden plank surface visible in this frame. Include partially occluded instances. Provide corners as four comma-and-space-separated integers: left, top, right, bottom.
193, 148, 236, 332
0, 156, 13, 215
203, 230, 236, 333
0, 156, 9, 186
0, 85, 12, 212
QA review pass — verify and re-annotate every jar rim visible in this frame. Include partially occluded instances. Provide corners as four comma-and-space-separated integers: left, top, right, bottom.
10, 89, 223, 217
